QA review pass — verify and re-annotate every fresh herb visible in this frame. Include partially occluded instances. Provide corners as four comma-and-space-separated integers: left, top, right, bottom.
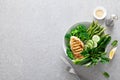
111, 40, 118, 47
103, 72, 110, 78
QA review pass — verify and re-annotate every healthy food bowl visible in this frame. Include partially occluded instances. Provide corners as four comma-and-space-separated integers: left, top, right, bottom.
63, 21, 118, 79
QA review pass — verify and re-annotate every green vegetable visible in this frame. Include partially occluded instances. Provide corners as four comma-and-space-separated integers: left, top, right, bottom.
71, 24, 89, 41
103, 72, 110, 78
111, 40, 118, 47
93, 41, 97, 48
100, 55, 110, 64
87, 21, 95, 32
87, 34, 111, 65
87, 21, 105, 38
97, 27, 106, 36
81, 49, 90, 57
91, 58, 100, 65
65, 33, 71, 41
97, 35, 111, 52
97, 34, 109, 46
87, 40, 94, 45
102, 36, 111, 48
85, 22, 111, 66
84, 62, 92, 67
85, 39, 98, 49
84, 45, 89, 50
87, 43, 93, 49
86, 40, 94, 49
66, 48, 74, 60
92, 35, 100, 42
90, 24, 99, 37
65, 24, 89, 60
73, 56, 91, 65
64, 20, 117, 67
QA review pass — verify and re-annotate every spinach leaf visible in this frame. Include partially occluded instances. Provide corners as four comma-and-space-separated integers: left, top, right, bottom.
71, 24, 89, 41
103, 72, 110, 78
111, 40, 118, 47
65, 33, 71, 40
66, 48, 74, 60
79, 33, 89, 41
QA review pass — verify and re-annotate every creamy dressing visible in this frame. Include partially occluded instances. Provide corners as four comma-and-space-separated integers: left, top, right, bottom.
95, 9, 104, 18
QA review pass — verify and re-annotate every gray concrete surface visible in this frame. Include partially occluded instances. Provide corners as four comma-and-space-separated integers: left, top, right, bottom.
0, 0, 120, 80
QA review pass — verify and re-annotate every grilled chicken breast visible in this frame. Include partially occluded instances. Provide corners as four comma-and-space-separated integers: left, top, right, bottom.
70, 36, 84, 59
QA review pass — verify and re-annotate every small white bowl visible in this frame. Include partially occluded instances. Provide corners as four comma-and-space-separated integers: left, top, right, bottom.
93, 7, 107, 20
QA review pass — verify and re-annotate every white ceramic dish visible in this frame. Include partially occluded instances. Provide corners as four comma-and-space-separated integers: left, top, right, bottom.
93, 7, 107, 20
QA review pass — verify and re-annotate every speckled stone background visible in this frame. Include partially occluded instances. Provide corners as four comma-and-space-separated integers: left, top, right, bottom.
0, 0, 120, 80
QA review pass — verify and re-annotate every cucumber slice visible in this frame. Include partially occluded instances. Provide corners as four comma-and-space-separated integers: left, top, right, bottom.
93, 41, 97, 48
87, 43, 93, 49
87, 40, 94, 45
85, 45, 89, 50
92, 35, 100, 42
86, 40, 94, 49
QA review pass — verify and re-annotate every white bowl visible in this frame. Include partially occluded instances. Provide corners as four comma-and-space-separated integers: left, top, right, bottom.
93, 7, 107, 20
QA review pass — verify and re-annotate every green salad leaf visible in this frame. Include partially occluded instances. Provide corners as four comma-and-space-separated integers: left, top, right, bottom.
111, 40, 118, 47
103, 72, 110, 78
66, 48, 74, 60
71, 24, 89, 41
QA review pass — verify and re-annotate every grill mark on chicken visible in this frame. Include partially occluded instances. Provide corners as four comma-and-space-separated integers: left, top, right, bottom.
70, 36, 84, 59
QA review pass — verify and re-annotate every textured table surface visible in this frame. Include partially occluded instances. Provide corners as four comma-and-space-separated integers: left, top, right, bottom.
0, 0, 120, 80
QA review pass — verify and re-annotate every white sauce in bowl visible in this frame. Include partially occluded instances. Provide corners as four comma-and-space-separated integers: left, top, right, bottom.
93, 7, 107, 20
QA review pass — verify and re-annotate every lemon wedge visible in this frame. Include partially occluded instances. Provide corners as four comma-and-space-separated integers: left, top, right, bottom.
109, 47, 117, 59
